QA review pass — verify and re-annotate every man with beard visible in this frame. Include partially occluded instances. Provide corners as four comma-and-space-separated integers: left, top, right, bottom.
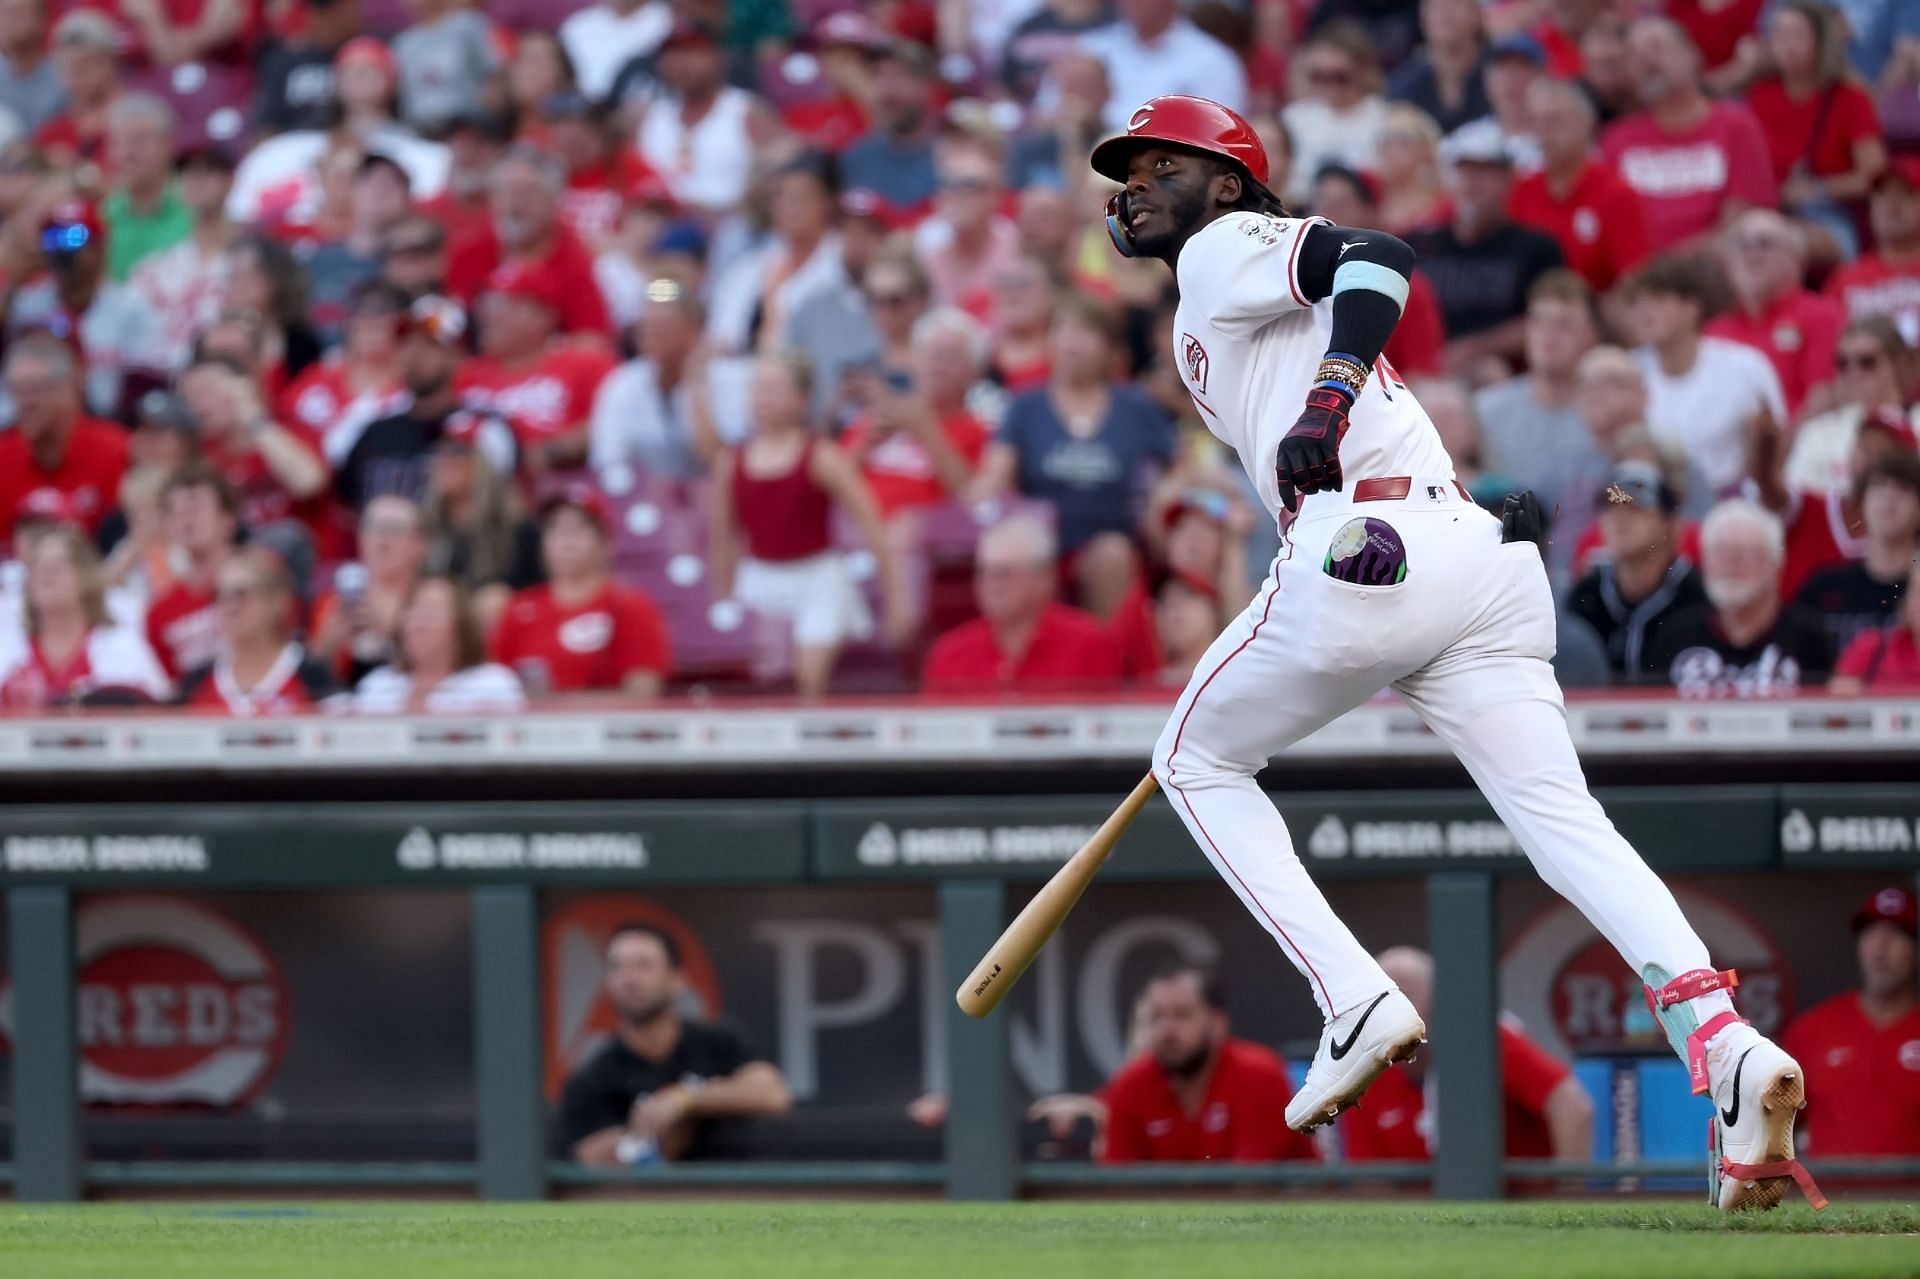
332, 295, 515, 511
1099, 965, 1314, 1163
1643, 499, 1833, 699
1600, 18, 1776, 253
560, 922, 792, 1165
444, 146, 614, 340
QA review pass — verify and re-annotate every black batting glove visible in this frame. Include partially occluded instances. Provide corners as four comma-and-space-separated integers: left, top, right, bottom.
1501, 490, 1546, 549
1275, 384, 1351, 513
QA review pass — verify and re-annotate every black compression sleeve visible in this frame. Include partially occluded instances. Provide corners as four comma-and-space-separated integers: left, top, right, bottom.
1294, 222, 1416, 368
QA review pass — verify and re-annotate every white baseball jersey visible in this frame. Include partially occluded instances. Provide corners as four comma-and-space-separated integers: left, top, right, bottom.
1170, 212, 1456, 520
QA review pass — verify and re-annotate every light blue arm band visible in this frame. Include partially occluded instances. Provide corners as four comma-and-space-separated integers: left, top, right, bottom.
1331, 260, 1411, 311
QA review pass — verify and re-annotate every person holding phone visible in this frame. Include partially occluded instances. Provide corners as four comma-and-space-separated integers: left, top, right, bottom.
836, 309, 994, 522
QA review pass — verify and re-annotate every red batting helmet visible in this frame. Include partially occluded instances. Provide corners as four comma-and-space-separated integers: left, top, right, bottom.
1090, 96, 1269, 187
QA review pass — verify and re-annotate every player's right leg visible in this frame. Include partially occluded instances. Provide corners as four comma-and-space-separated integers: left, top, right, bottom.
1151, 536, 1425, 1132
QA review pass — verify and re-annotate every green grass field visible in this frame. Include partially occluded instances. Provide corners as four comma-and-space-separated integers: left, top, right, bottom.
3, 1202, 1919, 1279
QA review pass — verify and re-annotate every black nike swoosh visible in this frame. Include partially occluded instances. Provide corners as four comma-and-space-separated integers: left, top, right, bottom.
1720, 1047, 1754, 1128
1329, 993, 1390, 1061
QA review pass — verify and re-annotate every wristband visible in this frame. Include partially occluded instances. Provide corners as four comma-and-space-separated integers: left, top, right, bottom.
1315, 353, 1369, 397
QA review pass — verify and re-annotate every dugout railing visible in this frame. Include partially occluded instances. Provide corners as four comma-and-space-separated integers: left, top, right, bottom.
3, 695, 1920, 1202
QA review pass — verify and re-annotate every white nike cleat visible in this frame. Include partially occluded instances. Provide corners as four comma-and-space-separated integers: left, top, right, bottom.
1705, 1023, 1827, 1212
1285, 989, 1425, 1133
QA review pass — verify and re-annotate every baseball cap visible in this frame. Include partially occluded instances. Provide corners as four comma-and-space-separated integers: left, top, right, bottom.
540, 482, 610, 529
1153, 567, 1221, 605
840, 187, 900, 228
1163, 488, 1231, 531
653, 221, 708, 260
484, 261, 562, 314
404, 293, 469, 346
1596, 459, 1678, 513
1852, 887, 1919, 937
1872, 155, 1920, 194
1441, 118, 1515, 169
357, 150, 411, 189
14, 487, 82, 531
52, 9, 121, 53
811, 10, 890, 52
660, 19, 720, 51
1859, 405, 1919, 453
336, 36, 396, 79
137, 389, 198, 434
1488, 31, 1546, 65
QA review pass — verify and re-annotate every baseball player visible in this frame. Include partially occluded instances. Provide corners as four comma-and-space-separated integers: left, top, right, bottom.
1094, 96, 1823, 1211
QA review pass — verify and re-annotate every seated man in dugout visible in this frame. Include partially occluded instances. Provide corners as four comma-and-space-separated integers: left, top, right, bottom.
559, 921, 792, 1164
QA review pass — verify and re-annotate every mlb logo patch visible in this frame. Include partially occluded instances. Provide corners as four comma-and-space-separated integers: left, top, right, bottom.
1181, 333, 1209, 394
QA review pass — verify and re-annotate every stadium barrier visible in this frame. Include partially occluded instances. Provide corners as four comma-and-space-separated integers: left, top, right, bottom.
4, 772, 1919, 1203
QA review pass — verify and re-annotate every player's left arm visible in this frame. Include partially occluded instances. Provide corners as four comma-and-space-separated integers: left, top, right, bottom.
1272, 222, 1416, 512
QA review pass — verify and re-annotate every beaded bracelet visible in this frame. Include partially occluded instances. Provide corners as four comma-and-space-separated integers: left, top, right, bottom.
1315, 354, 1370, 396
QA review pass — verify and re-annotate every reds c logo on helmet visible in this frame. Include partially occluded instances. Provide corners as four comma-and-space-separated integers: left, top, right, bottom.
1090, 96, 1269, 187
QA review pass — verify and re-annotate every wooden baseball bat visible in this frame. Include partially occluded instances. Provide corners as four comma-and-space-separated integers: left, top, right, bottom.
955, 772, 1160, 1018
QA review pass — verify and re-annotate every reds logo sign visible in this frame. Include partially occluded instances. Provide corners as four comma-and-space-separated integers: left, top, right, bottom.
1181, 333, 1209, 394
1128, 105, 1154, 132
1501, 888, 1790, 1060
0, 896, 291, 1106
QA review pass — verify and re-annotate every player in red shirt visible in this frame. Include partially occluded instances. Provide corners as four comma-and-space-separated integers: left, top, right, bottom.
0, 334, 130, 544
1781, 889, 1920, 1157
488, 486, 672, 697
145, 465, 243, 679
444, 146, 614, 341
1511, 79, 1651, 292
177, 546, 341, 715
1100, 965, 1315, 1164
457, 262, 617, 473
1600, 19, 1776, 252
1340, 947, 1594, 1163
1827, 160, 1920, 346
921, 514, 1124, 692
1705, 209, 1845, 419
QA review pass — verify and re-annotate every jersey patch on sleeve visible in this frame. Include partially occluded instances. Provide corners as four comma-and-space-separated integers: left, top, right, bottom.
1237, 216, 1285, 247
1181, 332, 1210, 394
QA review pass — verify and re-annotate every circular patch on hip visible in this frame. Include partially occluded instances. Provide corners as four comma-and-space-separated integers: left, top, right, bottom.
1323, 517, 1408, 587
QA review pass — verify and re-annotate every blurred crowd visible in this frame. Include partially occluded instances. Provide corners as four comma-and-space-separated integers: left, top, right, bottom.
1, 0, 1919, 710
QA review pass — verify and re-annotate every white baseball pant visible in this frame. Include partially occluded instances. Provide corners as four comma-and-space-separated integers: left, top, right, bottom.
1151, 479, 1736, 1023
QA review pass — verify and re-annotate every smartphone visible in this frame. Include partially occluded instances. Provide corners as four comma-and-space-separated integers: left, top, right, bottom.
883, 369, 914, 395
